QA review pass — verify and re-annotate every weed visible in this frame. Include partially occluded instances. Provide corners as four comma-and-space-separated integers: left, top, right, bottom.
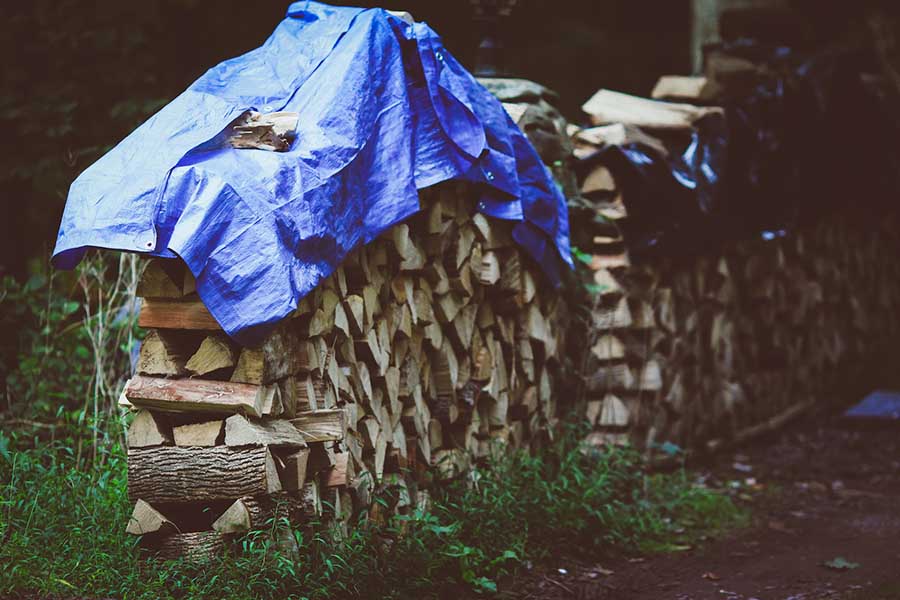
0, 425, 745, 599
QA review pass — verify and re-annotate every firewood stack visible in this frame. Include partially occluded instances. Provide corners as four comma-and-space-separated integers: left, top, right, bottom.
122, 181, 566, 560
575, 151, 900, 455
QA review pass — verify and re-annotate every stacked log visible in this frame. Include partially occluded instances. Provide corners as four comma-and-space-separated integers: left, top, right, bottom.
122, 181, 566, 560
576, 160, 900, 454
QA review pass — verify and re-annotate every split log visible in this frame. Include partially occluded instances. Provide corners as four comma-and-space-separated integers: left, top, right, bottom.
173, 420, 224, 447
224, 414, 307, 448
185, 335, 236, 377
581, 89, 722, 131
231, 328, 309, 385
290, 410, 346, 443
126, 499, 177, 536
138, 299, 220, 330
137, 330, 190, 377
127, 410, 173, 448
124, 375, 275, 417
137, 259, 196, 299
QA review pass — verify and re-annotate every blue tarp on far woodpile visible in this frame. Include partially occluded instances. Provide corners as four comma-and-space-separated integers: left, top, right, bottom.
51, 1, 572, 344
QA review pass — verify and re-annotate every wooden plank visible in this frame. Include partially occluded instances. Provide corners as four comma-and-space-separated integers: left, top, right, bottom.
581, 89, 722, 131
124, 375, 270, 417
139, 299, 220, 330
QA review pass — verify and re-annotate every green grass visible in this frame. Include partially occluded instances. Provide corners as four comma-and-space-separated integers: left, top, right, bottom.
0, 426, 746, 599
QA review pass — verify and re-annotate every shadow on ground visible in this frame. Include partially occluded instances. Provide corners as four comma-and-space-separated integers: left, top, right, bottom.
500, 407, 900, 600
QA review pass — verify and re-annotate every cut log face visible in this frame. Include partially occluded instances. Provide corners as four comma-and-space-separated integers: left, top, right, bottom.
211, 499, 252, 534
598, 394, 630, 427
231, 328, 307, 385
185, 335, 236, 377
137, 259, 196, 299
126, 499, 177, 536
127, 410, 173, 448
173, 420, 224, 447
137, 330, 191, 377
591, 334, 626, 362
224, 415, 307, 449
128, 446, 282, 503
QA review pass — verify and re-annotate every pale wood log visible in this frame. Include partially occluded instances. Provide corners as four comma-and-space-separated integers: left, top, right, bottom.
581, 89, 722, 130
185, 334, 235, 377
126, 499, 177, 536
173, 419, 224, 447
139, 299, 219, 330
582, 164, 617, 194
137, 330, 190, 377
137, 259, 196, 299
125, 375, 271, 417
211, 499, 252, 534
591, 334, 626, 362
290, 410, 346, 443
224, 415, 307, 448
231, 327, 309, 385
636, 360, 663, 392
585, 399, 603, 426
593, 296, 632, 330
573, 123, 669, 159
651, 75, 712, 101
598, 394, 630, 427
127, 410, 173, 448
587, 363, 635, 392
128, 446, 282, 503
594, 269, 622, 296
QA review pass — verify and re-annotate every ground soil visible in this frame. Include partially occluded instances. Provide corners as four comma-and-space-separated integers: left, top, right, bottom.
499, 409, 900, 600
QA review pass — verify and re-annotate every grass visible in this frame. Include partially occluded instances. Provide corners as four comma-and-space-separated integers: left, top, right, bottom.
0, 425, 746, 599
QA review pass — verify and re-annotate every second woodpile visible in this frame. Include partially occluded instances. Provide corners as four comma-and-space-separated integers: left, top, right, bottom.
122, 181, 566, 559
571, 83, 900, 455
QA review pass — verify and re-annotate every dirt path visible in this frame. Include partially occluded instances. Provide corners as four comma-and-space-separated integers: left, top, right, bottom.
501, 411, 900, 600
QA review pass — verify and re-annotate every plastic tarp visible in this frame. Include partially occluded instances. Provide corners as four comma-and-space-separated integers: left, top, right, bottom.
51, 1, 572, 344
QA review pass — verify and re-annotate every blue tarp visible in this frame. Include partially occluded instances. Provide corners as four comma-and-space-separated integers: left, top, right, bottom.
51, 2, 572, 344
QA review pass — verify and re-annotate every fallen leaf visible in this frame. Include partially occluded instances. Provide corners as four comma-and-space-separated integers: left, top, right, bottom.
823, 557, 860, 570
768, 520, 797, 535
592, 565, 615, 576
701, 571, 721, 581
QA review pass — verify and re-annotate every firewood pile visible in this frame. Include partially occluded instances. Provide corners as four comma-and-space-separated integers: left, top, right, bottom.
572, 85, 900, 454
121, 181, 566, 560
